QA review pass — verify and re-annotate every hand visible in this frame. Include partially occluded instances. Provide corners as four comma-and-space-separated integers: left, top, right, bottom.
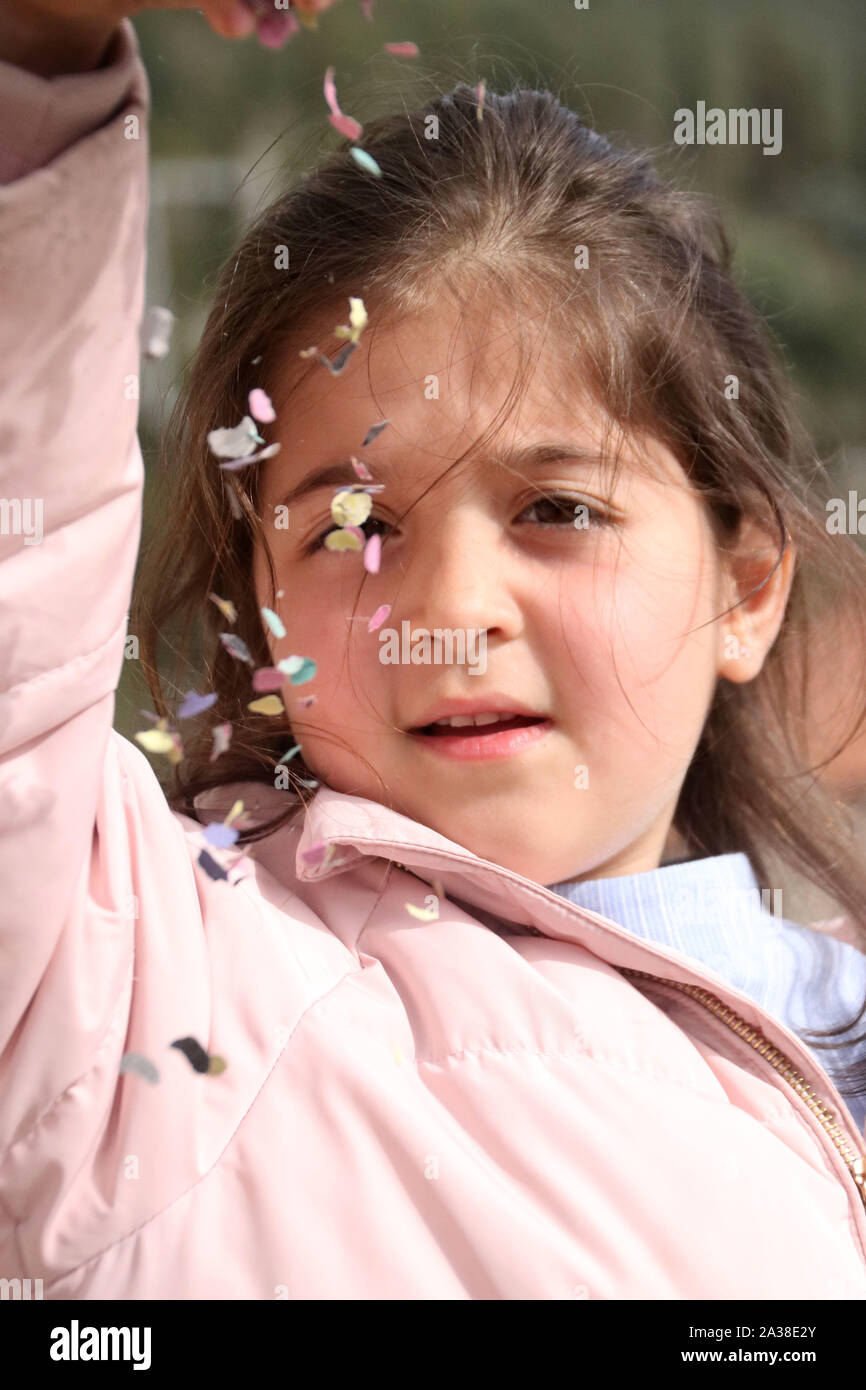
1, 0, 342, 47
0, 0, 342, 75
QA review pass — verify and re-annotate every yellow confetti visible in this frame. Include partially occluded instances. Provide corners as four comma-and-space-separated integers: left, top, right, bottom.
333, 296, 368, 345
207, 1055, 228, 1076
208, 593, 237, 623
331, 488, 372, 527
405, 901, 439, 922
224, 800, 244, 827
248, 695, 285, 715
392, 1043, 403, 1066
134, 729, 177, 755
324, 528, 363, 552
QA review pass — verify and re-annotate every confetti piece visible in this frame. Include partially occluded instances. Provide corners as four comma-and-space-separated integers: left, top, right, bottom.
207, 822, 240, 850
207, 415, 263, 461
261, 606, 286, 639
224, 799, 245, 826
198, 848, 230, 881
368, 604, 390, 632
278, 655, 317, 684
218, 442, 281, 472
207, 1055, 228, 1075
203, 822, 239, 850
350, 148, 382, 178
170, 1036, 211, 1074
318, 341, 359, 375
384, 42, 419, 57
325, 528, 363, 554
300, 840, 342, 869
120, 1052, 160, 1084
350, 455, 374, 481
299, 694, 317, 708
208, 593, 237, 624
177, 690, 218, 719
360, 0, 374, 18
477, 80, 486, 121
331, 487, 372, 527
248, 695, 285, 715
251, 355, 263, 365
141, 305, 174, 360
324, 67, 363, 141
134, 728, 178, 756
299, 345, 320, 359
362, 419, 390, 448
392, 1043, 403, 1066
252, 666, 286, 692
295, 5, 319, 29
210, 722, 233, 761
254, 7, 300, 48
277, 743, 303, 764
138, 708, 162, 724
333, 297, 368, 346
219, 632, 254, 665
296, 777, 320, 790
405, 900, 440, 921
431, 878, 444, 899
363, 533, 381, 573
249, 387, 276, 422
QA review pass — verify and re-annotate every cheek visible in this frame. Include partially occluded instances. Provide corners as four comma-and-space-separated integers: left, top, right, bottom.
554, 544, 720, 739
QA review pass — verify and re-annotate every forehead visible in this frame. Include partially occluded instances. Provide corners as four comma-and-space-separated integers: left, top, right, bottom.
262, 295, 681, 494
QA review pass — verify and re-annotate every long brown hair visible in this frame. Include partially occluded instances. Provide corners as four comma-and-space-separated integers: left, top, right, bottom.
133, 81, 866, 1097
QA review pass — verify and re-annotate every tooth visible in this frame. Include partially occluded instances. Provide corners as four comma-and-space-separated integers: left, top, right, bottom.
473, 712, 500, 726
448, 714, 476, 727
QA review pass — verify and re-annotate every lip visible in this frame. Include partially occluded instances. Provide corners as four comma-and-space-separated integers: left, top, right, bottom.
405, 694, 548, 731
408, 718, 554, 761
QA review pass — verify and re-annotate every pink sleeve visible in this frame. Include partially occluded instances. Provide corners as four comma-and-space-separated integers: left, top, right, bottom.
0, 19, 145, 184
0, 20, 152, 1098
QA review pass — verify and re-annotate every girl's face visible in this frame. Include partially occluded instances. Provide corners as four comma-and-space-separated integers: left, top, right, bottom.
253, 301, 731, 886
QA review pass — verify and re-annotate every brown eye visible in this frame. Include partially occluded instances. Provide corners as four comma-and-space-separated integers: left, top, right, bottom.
517, 494, 613, 528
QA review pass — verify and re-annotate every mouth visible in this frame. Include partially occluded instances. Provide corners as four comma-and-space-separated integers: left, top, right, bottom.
412, 714, 548, 737
407, 713, 554, 762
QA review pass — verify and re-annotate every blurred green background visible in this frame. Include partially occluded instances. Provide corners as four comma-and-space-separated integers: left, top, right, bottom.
118, 0, 866, 746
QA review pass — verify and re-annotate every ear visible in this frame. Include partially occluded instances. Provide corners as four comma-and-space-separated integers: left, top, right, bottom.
716, 515, 795, 683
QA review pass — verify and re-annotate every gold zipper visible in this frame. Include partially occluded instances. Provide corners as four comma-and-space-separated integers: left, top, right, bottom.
622, 967, 866, 1211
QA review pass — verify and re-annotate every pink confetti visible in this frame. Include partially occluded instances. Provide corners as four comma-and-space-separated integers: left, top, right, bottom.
252, 666, 286, 693
256, 11, 300, 48
301, 839, 329, 867
363, 533, 381, 573
384, 42, 419, 57
299, 695, 317, 708
210, 723, 233, 761
368, 603, 390, 632
350, 455, 374, 481
249, 387, 276, 423
360, 0, 374, 18
324, 66, 363, 141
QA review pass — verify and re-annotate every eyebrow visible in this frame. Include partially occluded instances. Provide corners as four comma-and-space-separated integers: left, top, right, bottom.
276, 442, 607, 509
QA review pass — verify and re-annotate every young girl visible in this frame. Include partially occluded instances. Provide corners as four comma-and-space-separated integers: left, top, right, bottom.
2, 0, 866, 1301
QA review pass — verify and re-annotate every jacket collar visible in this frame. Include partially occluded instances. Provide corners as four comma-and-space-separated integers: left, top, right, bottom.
192, 780, 866, 1151
194, 778, 847, 1012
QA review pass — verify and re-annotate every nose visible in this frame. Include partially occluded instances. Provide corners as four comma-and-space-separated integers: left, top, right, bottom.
389, 505, 522, 644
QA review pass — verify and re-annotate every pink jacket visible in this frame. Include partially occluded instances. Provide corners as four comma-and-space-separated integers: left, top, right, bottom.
2, 20, 865, 1300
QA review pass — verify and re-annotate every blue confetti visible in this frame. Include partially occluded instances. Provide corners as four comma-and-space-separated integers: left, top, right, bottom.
178, 690, 219, 719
